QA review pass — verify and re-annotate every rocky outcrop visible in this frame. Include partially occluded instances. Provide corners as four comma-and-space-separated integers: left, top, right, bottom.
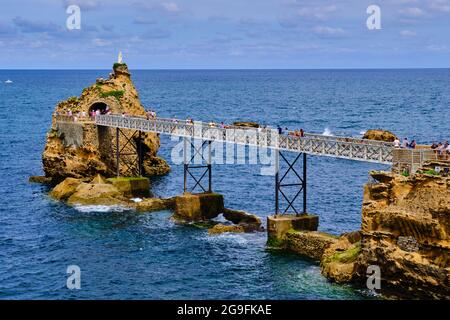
320, 236, 361, 283
354, 170, 450, 298
51, 177, 85, 200
42, 62, 169, 183
208, 224, 245, 235
222, 208, 263, 232
233, 121, 260, 128
362, 129, 397, 142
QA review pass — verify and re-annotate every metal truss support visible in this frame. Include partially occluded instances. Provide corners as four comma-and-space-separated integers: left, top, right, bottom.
183, 138, 212, 194
115, 128, 143, 177
275, 150, 307, 216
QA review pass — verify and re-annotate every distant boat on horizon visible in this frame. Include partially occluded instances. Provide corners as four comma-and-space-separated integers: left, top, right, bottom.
5, 79, 13, 84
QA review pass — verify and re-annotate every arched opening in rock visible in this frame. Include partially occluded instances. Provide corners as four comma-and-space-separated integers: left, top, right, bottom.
89, 102, 109, 115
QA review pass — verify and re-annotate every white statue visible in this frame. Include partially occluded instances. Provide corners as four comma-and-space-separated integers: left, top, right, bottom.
118, 51, 123, 64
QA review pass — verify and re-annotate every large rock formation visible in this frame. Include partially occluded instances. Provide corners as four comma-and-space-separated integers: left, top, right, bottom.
270, 169, 449, 299
355, 170, 450, 298
362, 129, 398, 142
42, 62, 169, 183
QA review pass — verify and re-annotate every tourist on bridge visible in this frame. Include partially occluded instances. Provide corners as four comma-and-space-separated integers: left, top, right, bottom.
409, 140, 417, 149
401, 138, 409, 148
393, 138, 401, 148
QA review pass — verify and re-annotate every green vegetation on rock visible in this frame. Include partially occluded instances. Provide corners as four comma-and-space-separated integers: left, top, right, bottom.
324, 242, 361, 264
422, 169, 439, 176
113, 62, 128, 69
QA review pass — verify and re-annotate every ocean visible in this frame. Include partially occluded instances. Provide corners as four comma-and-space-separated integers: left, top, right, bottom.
0, 69, 449, 299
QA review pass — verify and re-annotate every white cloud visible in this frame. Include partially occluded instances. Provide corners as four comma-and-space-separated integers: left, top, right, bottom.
400, 30, 416, 36
430, 0, 450, 13
295, 5, 337, 21
92, 38, 112, 47
398, 7, 426, 17
161, 2, 180, 13
313, 26, 345, 36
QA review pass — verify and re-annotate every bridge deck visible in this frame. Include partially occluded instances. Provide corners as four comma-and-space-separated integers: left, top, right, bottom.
92, 114, 394, 164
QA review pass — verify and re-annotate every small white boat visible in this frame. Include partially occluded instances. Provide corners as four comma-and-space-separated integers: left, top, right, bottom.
5, 80, 13, 84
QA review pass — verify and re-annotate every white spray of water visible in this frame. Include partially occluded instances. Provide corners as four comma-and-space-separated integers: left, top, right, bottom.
73, 205, 128, 213
322, 127, 333, 136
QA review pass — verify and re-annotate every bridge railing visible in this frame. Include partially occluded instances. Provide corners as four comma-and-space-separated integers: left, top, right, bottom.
53, 114, 94, 123
94, 114, 396, 164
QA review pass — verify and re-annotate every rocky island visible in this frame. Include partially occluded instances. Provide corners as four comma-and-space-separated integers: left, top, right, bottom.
268, 167, 450, 299
32, 62, 263, 235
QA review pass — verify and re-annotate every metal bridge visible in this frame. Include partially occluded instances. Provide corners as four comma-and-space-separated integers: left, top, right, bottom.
95, 114, 394, 164
55, 114, 437, 216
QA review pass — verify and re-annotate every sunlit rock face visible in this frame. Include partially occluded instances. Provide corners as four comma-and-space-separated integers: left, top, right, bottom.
357, 170, 450, 299
42, 63, 169, 182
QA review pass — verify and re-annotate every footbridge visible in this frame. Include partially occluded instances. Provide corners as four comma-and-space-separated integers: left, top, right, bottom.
56, 114, 437, 216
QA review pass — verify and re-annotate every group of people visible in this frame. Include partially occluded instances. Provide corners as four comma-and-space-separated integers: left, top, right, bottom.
393, 137, 417, 149
431, 141, 450, 158
145, 110, 157, 120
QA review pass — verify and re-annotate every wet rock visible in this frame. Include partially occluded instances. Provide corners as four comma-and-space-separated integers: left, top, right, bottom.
222, 208, 263, 232
29, 176, 53, 184
208, 224, 245, 235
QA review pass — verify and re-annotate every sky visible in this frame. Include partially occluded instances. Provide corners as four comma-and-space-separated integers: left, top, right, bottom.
1, 0, 450, 69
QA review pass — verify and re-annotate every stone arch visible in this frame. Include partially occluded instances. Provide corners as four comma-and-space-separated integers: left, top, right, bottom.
89, 102, 108, 114
83, 95, 122, 115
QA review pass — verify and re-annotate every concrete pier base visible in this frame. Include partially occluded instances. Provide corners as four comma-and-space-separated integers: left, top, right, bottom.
267, 214, 319, 247
173, 192, 224, 221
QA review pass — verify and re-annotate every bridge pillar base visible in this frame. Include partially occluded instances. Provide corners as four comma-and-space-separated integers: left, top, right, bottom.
267, 214, 318, 248
173, 192, 224, 222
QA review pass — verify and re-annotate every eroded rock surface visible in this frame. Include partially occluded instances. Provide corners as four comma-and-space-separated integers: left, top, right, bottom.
355, 170, 450, 298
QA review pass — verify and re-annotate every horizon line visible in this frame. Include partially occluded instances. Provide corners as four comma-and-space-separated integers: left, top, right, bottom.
1, 67, 450, 71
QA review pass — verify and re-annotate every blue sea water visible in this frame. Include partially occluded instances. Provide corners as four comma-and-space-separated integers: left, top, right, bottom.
0, 69, 449, 299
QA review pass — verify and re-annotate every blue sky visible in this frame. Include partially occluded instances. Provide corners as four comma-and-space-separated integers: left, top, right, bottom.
1, 0, 450, 69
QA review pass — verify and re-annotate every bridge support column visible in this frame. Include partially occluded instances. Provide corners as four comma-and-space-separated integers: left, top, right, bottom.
183, 138, 212, 194
275, 151, 307, 216
114, 128, 143, 177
